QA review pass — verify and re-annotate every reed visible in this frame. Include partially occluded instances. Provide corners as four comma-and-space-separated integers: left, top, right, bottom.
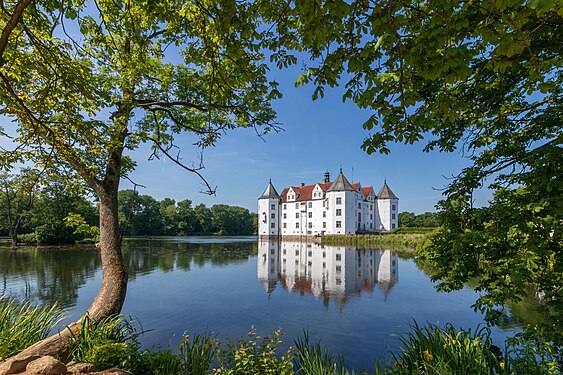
0, 297, 64, 358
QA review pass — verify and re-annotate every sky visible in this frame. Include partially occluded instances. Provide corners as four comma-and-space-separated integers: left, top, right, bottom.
120, 66, 491, 214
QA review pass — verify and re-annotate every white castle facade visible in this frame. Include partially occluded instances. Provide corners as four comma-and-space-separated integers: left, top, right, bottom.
258, 169, 399, 237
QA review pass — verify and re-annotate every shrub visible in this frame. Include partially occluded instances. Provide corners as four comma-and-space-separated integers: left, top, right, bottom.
214, 328, 294, 375
0, 297, 64, 358
138, 347, 182, 375
69, 313, 142, 371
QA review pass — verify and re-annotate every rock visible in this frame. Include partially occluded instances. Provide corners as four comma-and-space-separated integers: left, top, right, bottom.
0, 355, 40, 375
66, 362, 97, 374
25, 356, 67, 375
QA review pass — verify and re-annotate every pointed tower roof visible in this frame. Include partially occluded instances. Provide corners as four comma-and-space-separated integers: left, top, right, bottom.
376, 180, 398, 199
259, 180, 280, 199
327, 169, 355, 192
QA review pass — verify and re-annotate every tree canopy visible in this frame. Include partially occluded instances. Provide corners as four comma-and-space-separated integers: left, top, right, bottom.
263, 0, 562, 345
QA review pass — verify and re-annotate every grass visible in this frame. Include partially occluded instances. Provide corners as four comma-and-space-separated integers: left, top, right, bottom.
0, 296, 64, 358
321, 228, 438, 252
2, 298, 560, 374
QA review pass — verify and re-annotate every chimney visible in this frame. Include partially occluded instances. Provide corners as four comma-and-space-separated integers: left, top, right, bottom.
323, 170, 330, 183
300, 182, 305, 187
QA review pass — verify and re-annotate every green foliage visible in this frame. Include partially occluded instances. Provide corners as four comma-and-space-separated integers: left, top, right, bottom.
69, 314, 142, 371
399, 213, 439, 228
179, 332, 218, 375
214, 328, 294, 375
294, 333, 350, 375
0, 297, 64, 358
379, 322, 501, 375
138, 347, 183, 375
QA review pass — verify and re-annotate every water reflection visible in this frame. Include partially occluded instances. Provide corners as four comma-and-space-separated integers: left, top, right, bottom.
258, 240, 399, 308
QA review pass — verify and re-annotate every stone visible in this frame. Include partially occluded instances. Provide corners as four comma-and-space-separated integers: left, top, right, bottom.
66, 362, 97, 374
0, 355, 40, 375
25, 356, 67, 375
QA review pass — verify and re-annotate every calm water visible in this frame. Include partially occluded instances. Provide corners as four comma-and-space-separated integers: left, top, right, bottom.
1, 237, 520, 371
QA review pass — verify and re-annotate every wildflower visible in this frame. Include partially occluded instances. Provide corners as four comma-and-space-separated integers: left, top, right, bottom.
443, 343, 448, 349
422, 349, 433, 361
500, 362, 505, 369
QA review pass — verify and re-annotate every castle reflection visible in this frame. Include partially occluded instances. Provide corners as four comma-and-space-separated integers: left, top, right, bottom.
257, 240, 399, 308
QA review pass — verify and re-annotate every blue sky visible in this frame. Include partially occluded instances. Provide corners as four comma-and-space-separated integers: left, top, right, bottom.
122, 66, 491, 214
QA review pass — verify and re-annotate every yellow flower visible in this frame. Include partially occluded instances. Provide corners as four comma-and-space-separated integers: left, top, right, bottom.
423, 349, 433, 361
443, 343, 448, 349
500, 362, 505, 369
451, 339, 457, 345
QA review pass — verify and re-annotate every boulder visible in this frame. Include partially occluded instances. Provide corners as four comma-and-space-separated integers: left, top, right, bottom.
25, 356, 67, 375
0, 355, 40, 375
66, 362, 97, 374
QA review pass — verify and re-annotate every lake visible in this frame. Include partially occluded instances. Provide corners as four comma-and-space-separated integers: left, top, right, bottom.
0, 236, 520, 371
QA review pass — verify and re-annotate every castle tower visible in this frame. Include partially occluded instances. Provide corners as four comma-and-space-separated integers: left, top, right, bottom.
325, 169, 357, 234
376, 180, 399, 231
258, 180, 281, 237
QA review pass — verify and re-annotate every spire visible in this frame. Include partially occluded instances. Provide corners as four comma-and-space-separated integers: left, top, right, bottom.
376, 180, 398, 199
327, 169, 354, 192
259, 179, 280, 199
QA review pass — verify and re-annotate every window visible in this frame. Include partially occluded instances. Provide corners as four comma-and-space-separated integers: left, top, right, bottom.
323, 222, 326, 228
295, 250, 299, 255
308, 202, 312, 208
295, 203, 299, 208
336, 197, 342, 204
296, 222, 299, 228
358, 203, 361, 209
322, 262, 326, 268
392, 204, 396, 210
370, 223, 372, 229
308, 251, 312, 257
370, 213, 373, 219
336, 265, 341, 272
336, 221, 342, 228
271, 212, 275, 218
283, 223, 287, 228
271, 204, 275, 209
323, 211, 326, 218
270, 222, 275, 228
336, 209, 342, 216
308, 212, 312, 218
392, 214, 396, 220
370, 204, 373, 210
336, 254, 341, 261
295, 213, 299, 219
283, 204, 287, 210
358, 212, 361, 221
308, 222, 312, 229
322, 252, 326, 258
283, 213, 287, 219
392, 224, 396, 229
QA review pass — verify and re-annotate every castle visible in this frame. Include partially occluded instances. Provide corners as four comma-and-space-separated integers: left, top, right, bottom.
258, 169, 398, 238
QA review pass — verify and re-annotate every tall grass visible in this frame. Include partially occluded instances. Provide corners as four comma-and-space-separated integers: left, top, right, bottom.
379, 322, 502, 375
0, 297, 64, 358
294, 332, 351, 375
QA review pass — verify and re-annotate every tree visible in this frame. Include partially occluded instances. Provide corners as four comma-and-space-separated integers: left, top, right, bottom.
194, 204, 214, 234
160, 198, 178, 235
0, 0, 279, 360
0, 169, 40, 247
264, 0, 561, 344
176, 199, 198, 235
398, 212, 416, 228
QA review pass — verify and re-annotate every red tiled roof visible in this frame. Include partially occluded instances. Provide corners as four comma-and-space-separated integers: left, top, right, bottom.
280, 181, 373, 203
281, 182, 333, 203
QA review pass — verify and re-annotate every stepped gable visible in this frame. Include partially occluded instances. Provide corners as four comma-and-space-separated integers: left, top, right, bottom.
259, 179, 280, 199
326, 169, 355, 192
376, 180, 398, 199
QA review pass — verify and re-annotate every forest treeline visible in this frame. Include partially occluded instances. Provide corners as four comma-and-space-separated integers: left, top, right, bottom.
0, 176, 257, 245
398, 211, 439, 228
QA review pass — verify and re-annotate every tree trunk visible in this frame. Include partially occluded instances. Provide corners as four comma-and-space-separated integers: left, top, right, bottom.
1, 187, 127, 368
10, 228, 17, 248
